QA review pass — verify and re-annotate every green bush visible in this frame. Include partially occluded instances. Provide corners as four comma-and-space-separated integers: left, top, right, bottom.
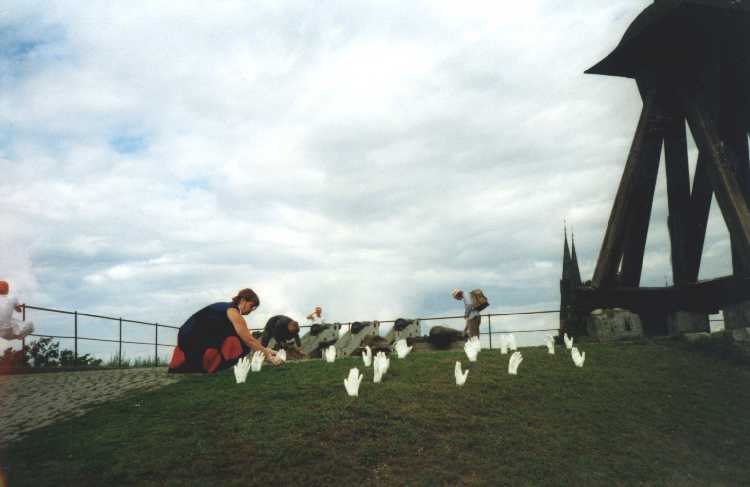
59, 349, 102, 367
26, 337, 104, 368
27, 337, 60, 367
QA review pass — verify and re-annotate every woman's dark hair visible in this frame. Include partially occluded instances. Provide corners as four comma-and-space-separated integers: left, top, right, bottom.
232, 288, 259, 307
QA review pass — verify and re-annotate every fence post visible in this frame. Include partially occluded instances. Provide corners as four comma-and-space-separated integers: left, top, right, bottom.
74, 311, 78, 362
488, 315, 492, 350
118, 318, 123, 368
155, 323, 158, 366
21, 304, 26, 351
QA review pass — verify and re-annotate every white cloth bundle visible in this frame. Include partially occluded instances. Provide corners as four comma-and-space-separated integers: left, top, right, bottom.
275, 349, 287, 363
545, 335, 555, 355
394, 339, 413, 359
500, 335, 509, 355
233, 356, 252, 383
464, 336, 481, 362
499, 334, 516, 354
571, 346, 586, 368
454, 361, 469, 386
508, 351, 523, 375
344, 367, 364, 397
323, 345, 336, 363
362, 346, 372, 367
250, 351, 264, 372
373, 351, 390, 383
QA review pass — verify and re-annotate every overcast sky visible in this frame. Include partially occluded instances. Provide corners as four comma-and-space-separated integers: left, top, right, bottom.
0, 1, 737, 354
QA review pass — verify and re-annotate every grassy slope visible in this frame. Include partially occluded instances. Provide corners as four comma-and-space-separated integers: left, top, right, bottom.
2, 339, 750, 486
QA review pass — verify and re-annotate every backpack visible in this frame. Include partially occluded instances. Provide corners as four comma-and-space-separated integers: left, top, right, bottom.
470, 289, 490, 312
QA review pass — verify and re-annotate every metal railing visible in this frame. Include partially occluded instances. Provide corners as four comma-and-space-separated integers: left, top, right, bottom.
16, 304, 561, 367
20, 305, 180, 366
376, 310, 560, 349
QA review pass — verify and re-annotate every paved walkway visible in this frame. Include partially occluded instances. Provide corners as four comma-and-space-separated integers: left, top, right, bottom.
0, 368, 180, 446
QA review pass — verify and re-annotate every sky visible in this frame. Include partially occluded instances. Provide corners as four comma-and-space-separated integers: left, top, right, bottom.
0, 1, 738, 357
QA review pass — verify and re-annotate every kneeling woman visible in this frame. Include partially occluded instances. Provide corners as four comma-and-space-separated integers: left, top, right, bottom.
168, 288, 282, 373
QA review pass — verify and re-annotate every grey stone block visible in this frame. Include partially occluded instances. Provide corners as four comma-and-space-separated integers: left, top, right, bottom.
300, 323, 341, 356
586, 309, 643, 341
384, 319, 420, 344
335, 321, 379, 357
730, 327, 750, 343
723, 301, 750, 330
667, 311, 709, 336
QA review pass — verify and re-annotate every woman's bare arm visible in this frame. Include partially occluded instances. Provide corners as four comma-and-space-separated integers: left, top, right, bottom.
227, 308, 275, 358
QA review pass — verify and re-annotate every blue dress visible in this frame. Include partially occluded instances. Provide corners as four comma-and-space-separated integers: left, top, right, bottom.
168, 302, 250, 373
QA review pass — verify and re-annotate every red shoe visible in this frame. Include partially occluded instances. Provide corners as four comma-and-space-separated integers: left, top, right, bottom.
221, 336, 242, 360
202, 348, 221, 373
169, 346, 186, 370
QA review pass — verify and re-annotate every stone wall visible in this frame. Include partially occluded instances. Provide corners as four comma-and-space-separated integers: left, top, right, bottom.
586, 308, 644, 341
723, 301, 750, 343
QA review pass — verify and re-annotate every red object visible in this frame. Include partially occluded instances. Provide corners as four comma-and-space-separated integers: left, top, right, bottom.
202, 348, 221, 373
169, 346, 186, 370
221, 336, 242, 360
0, 281, 8, 295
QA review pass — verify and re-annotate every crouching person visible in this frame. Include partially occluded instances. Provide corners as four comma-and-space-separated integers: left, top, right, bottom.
168, 288, 282, 374
261, 315, 307, 359
0, 280, 34, 340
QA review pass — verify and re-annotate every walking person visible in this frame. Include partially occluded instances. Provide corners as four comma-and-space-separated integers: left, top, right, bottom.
452, 288, 481, 338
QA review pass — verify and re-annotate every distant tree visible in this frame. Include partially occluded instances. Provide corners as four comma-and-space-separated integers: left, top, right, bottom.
27, 337, 60, 367
60, 349, 102, 367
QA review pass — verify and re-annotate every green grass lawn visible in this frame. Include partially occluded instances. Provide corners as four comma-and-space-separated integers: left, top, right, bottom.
2, 339, 750, 486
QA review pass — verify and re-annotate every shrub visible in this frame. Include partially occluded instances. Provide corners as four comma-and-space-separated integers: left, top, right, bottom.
60, 349, 102, 367
27, 337, 60, 367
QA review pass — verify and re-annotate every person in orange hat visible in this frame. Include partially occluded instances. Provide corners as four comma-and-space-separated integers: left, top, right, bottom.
452, 288, 480, 338
0, 280, 34, 340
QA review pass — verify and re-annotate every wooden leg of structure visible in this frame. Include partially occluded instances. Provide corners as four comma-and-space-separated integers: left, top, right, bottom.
592, 90, 662, 288
686, 154, 712, 282
720, 71, 750, 275
663, 113, 692, 285
619, 133, 662, 287
684, 97, 750, 274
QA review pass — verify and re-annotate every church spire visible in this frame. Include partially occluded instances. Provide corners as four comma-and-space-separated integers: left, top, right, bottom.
562, 222, 572, 280
571, 230, 582, 285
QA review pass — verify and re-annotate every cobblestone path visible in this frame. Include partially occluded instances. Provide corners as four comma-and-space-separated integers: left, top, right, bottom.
0, 368, 180, 446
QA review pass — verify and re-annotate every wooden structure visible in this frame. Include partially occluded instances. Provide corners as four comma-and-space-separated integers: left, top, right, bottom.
574, 0, 750, 317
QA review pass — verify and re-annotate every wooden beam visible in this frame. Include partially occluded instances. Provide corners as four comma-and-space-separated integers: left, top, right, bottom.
663, 112, 692, 284
685, 35, 720, 283
686, 154, 712, 282
592, 89, 661, 288
727, 124, 750, 275
619, 131, 662, 286
720, 61, 750, 275
574, 276, 750, 315
684, 95, 750, 275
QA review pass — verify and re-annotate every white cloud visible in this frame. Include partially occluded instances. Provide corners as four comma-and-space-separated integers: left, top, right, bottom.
2, 0, 743, 358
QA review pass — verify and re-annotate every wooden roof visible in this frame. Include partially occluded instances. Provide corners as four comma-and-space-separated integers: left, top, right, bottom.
585, 0, 750, 79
